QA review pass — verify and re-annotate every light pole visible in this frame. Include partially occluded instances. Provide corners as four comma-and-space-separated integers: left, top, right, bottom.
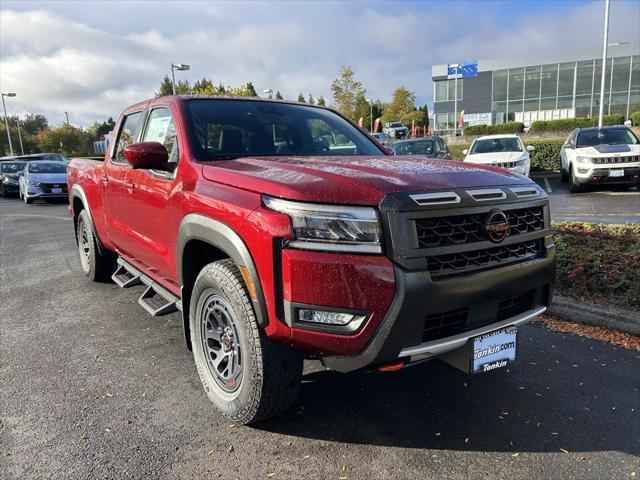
366, 98, 373, 132
64, 111, 70, 125
450, 64, 460, 136
1, 92, 16, 157
598, 0, 610, 129
16, 117, 24, 155
171, 63, 190, 95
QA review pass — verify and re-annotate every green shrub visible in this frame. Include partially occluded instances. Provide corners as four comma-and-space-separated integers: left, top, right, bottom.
631, 111, 640, 126
463, 122, 524, 135
552, 222, 640, 311
530, 114, 625, 132
448, 143, 470, 161
526, 139, 564, 171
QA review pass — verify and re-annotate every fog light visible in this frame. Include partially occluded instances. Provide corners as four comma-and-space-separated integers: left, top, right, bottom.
591, 176, 600, 181
577, 168, 589, 174
298, 308, 365, 326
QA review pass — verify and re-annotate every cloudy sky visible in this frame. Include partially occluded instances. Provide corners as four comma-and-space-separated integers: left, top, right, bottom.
1, 0, 639, 127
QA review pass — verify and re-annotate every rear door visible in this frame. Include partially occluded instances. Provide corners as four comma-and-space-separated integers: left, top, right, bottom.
103, 110, 143, 257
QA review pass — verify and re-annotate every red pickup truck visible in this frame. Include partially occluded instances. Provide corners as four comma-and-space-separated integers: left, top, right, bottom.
67, 96, 555, 423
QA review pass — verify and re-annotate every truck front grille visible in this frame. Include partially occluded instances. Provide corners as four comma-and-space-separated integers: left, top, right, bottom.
422, 289, 536, 342
427, 239, 543, 277
415, 206, 544, 248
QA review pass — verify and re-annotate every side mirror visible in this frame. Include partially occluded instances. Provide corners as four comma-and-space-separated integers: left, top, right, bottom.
384, 147, 395, 155
462, 149, 468, 155
124, 142, 168, 169
526, 145, 535, 152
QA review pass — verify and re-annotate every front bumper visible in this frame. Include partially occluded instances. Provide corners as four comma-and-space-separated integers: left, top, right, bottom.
573, 165, 640, 185
321, 238, 555, 372
2, 181, 19, 192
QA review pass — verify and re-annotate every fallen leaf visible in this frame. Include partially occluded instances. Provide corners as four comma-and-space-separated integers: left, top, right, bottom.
208, 449, 214, 456
512, 452, 520, 458
80, 434, 88, 440
227, 445, 234, 453
304, 454, 311, 459
560, 448, 569, 453
266, 473, 275, 478
464, 437, 469, 443
105, 428, 111, 432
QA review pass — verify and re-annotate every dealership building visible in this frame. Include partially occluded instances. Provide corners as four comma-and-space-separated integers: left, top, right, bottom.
431, 43, 640, 131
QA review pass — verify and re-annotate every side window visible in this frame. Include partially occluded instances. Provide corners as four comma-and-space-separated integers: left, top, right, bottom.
142, 108, 179, 164
113, 112, 142, 164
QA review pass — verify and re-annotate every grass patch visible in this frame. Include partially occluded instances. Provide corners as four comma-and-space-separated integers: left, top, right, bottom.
552, 222, 640, 311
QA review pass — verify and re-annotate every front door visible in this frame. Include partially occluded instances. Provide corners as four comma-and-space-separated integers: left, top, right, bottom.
124, 106, 182, 289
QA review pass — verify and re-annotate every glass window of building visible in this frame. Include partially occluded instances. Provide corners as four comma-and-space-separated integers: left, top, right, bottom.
540, 64, 558, 99
435, 81, 448, 102
540, 97, 557, 110
557, 62, 575, 97
575, 60, 594, 95
524, 65, 541, 103
611, 57, 631, 93
629, 91, 640, 116
631, 56, 640, 91
448, 79, 463, 101
593, 58, 613, 94
508, 68, 525, 101
574, 94, 592, 117
557, 96, 573, 109
609, 92, 628, 115
493, 70, 508, 101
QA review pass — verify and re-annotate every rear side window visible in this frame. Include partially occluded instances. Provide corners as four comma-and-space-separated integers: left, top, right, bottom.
113, 112, 142, 164
142, 108, 179, 164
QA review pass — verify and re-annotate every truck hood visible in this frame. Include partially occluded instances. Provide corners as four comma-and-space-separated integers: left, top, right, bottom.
465, 151, 529, 165
201, 155, 532, 205
575, 144, 640, 157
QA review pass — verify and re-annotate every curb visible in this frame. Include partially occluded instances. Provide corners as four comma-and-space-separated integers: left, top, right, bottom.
530, 171, 560, 179
548, 295, 640, 336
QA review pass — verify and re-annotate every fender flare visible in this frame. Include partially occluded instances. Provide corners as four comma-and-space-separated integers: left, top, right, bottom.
177, 213, 269, 331
70, 184, 105, 252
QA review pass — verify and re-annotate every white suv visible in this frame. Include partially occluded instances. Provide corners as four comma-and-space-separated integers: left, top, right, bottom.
560, 126, 640, 193
463, 134, 533, 177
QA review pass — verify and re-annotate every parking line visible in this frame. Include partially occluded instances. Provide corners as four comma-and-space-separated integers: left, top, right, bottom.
544, 177, 552, 193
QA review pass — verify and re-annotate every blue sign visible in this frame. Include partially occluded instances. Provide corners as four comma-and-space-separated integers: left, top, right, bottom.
447, 61, 478, 79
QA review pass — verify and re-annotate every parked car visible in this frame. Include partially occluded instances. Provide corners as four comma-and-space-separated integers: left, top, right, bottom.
463, 134, 533, 177
382, 121, 409, 139
68, 96, 554, 424
371, 132, 392, 146
560, 126, 640, 192
390, 136, 451, 159
0, 161, 26, 197
19, 160, 69, 204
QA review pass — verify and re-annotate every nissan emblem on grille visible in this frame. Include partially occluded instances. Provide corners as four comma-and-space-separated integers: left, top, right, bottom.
484, 210, 509, 243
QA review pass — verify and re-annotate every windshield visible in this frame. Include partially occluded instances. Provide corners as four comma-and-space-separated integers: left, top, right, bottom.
1, 162, 25, 173
470, 137, 523, 154
186, 99, 384, 161
576, 128, 639, 147
393, 140, 435, 156
28, 162, 67, 174
389, 122, 403, 128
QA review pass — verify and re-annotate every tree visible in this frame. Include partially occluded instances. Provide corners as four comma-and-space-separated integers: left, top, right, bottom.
88, 117, 116, 140
36, 125, 93, 156
21, 114, 48, 135
354, 93, 371, 129
297, 93, 306, 103
381, 87, 426, 126
275, 91, 283, 100
419, 104, 430, 130
307, 94, 315, 105
245, 82, 258, 97
156, 75, 190, 96
331, 65, 366, 121
192, 78, 217, 95
316, 95, 326, 106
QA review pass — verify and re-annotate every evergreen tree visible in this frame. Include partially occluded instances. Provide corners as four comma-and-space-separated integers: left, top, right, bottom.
275, 91, 283, 100
307, 94, 315, 105
297, 93, 306, 103
317, 96, 326, 106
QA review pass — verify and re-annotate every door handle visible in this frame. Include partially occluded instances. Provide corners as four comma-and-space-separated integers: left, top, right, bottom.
125, 181, 135, 191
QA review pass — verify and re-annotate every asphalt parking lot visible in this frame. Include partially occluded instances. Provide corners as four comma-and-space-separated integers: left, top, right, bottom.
1, 197, 639, 480
533, 175, 640, 224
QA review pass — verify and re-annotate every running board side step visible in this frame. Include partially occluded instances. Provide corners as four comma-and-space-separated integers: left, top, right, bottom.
113, 258, 182, 317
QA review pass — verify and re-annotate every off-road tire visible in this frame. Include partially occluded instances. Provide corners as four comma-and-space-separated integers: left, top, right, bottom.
560, 168, 569, 183
190, 259, 303, 424
24, 193, 33, 204
76, 209, 115, 281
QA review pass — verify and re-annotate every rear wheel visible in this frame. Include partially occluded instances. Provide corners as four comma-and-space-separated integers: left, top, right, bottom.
76, 209, 115, 281
0, 184, 5, 197
190, 259, 303, 424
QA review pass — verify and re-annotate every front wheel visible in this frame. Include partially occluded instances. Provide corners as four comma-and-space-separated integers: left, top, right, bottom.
569, 166, 583, 193
190, 259, 303, 424
24, 193, 33, 204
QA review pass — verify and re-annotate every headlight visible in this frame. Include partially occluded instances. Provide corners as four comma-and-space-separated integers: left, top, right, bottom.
576, 156, 592, 164
263, 195, 382, 253
516, 158, 529, 167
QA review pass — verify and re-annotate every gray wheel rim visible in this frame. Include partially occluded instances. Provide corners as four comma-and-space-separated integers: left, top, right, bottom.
201, 294, 243, 393
78, 219, 91, 270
